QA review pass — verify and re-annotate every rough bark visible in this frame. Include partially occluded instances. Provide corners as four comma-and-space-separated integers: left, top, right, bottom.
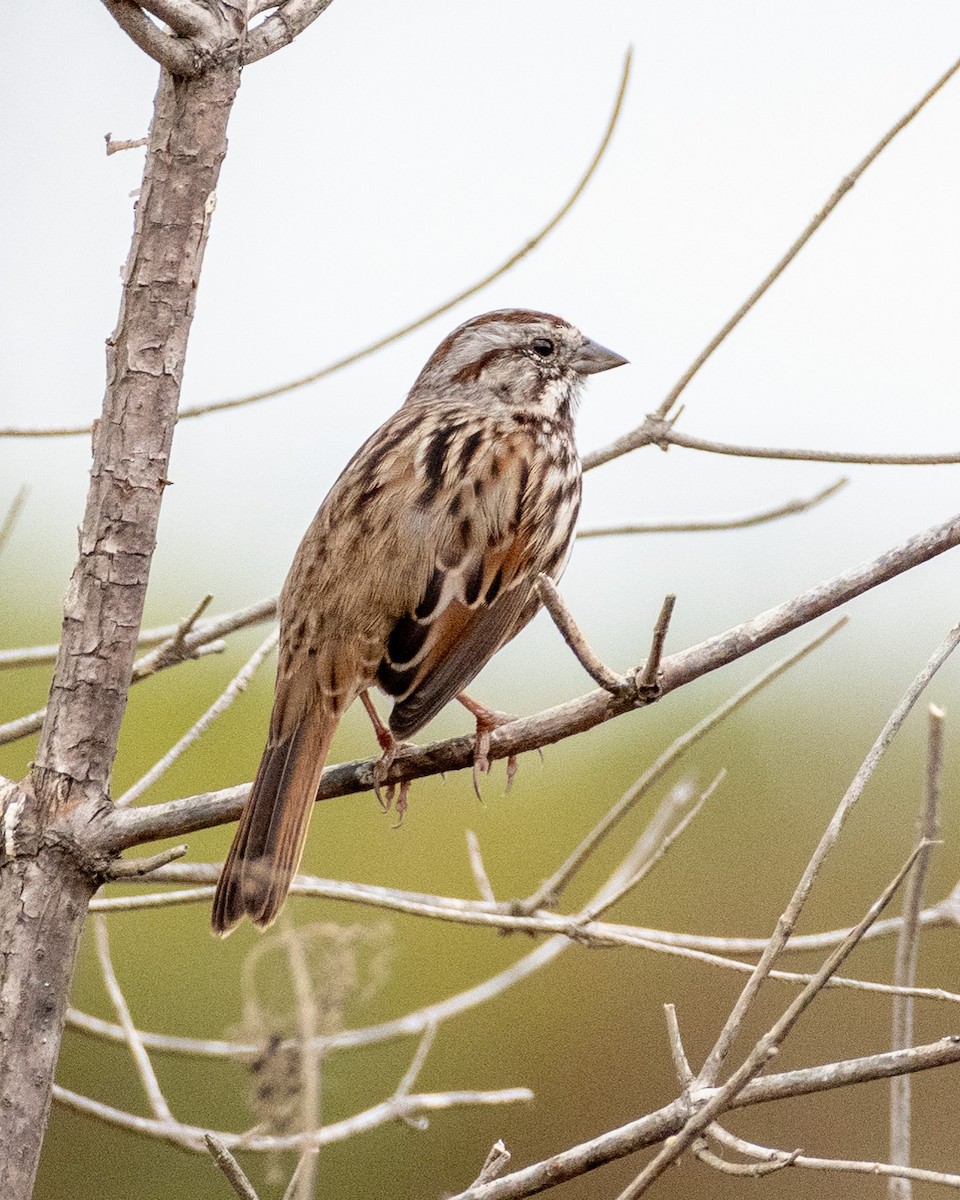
0, 49, 241, 1199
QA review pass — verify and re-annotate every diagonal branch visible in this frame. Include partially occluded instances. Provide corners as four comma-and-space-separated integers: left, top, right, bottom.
100, 0, 200, 74
243, 0, 336, 64
137, 0, 216, 39
584, 49, 960, 471
616, 846, 928, 1198
577, 478, 848, 537
889, 703, 944, 1198
445, 1037, 960, 1200
697, 629, 960, 1089
100, 505, 960, 851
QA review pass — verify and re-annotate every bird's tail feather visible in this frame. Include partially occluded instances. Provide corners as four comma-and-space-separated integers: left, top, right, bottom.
212, 706, 337, 935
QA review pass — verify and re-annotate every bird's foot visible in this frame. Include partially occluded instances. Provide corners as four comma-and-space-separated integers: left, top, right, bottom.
362, 690, 413, 822
457, 693, 518, 798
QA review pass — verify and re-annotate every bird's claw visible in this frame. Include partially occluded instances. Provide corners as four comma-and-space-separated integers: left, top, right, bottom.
466, 705, 517, 799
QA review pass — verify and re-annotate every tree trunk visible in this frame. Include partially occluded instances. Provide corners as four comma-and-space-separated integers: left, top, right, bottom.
0, 52, 241, 1198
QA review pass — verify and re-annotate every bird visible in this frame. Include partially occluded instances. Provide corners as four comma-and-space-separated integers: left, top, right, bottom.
212, 309, 627, 935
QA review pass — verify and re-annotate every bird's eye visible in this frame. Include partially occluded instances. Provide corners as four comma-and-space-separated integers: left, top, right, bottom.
531, 337, 555, 358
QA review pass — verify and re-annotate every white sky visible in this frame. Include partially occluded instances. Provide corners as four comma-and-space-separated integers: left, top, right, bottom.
2, 1, 960, 707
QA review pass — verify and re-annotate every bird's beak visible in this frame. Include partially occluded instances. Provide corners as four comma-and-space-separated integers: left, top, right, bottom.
572, 337, 629, 374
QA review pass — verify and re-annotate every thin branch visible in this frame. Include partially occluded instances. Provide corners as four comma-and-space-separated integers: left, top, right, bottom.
522, 618, 843, 913
0, 595, 273, 747
105, 845, 188, 880
106, 506, 960, 849
469, 1142, 512, 1188
204, 1134, 261, 1200
695, 1137, 796, 1178
52, 1084, 533, 1154
708, 1123, 960, 1191
0, 50, 631, 438
136, 0, 215, 38
280, 921, 321, 1200
394, 1022, 438, 1101
698, 628, 960, 1088
76, 855, 960, 1074
99, 0, 200, 75
115, 630, 278, 807
243, 0, 335, 64
636, 594, 675, 694
580, 770, 724, 923
577, 478, 848, 537
663, 1004, 694, 1089
653, 422, 960, 466
0, 595, 275, 672
105, 133, 149, 156
90, 866, 960, 960
889, 704, 944, 1199
0, 486, 28, 558
93, 916, 174, 1124
93, 506, 960, 862
584, 49, 960, 470
466, 831, 496, 903
535, 576, 627, 693
445, 1037, 960, 1200
617, 845, 928, 1199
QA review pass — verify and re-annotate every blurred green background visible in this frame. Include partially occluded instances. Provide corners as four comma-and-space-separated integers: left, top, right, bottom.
3, 561, 960, 1199
4, 1, 960, 1196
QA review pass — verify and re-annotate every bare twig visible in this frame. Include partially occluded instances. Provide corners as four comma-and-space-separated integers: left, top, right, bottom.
522, 619, 843, 913
445, 1037, 960, 1200
647, 423, 960, 467
469, 1141, 512, 1188
105, 133, 149, 155
0, 486, 28, 558
617, 846, 929, 1198
466, 831, 496, 903
395, 1022, 438, 1102
75, 875, 960, 1072
0, 595, 275, 672
91, 511, 960, 857
578, 479, 848, 538
94, 865, 960, 962
137, 0, 216, 38
663, 1003, 694, 1089
52, 1084, 533, 1154
280, 922, 321, 1200
93, 916, 174, 1124
243, 0, 335, 64
204, 1133, 261, 1200
0, 50, 631, 438
698, 627, 960, 1089
105, 845, 188, 880
116, 630, 278, 807
0, 594, 272, 747
580, 771, 724, 923
636, 594, 675, 694
584, 50, 960, 470
99, 0, 200, 74
708, 1123, 960, 1191
889, 703, 944, 1199
695, 1137, 796, 1177
535, 576, 626, 692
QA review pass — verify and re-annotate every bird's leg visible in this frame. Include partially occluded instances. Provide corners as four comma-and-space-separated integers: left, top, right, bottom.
457, 693, 518, 798
360, 690, 410, 821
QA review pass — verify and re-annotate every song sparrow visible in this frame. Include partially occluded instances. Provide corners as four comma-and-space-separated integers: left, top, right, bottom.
212, 309, 627, 934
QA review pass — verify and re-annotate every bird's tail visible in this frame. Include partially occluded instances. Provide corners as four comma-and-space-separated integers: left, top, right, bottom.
212, 705, 337, 935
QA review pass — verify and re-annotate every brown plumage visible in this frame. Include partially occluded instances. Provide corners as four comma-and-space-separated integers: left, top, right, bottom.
212, 309, 627, 935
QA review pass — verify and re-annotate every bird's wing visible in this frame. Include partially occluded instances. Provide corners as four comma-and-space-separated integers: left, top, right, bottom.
375, 422, 568, 738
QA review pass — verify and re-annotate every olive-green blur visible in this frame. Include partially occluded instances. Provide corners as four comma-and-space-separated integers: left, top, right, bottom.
3, 571, 959, 1200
